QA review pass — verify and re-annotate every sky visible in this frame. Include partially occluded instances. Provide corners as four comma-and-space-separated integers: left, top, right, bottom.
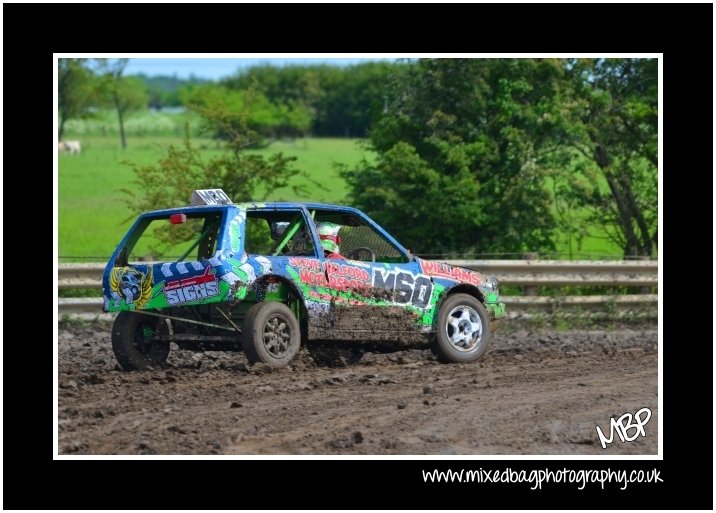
123, 57, 396, 80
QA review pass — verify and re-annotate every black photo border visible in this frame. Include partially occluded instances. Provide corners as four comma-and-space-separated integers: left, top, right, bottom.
3, 2, 711, 510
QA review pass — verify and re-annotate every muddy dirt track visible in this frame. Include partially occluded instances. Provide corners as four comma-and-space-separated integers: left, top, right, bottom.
58, 322, 658, 455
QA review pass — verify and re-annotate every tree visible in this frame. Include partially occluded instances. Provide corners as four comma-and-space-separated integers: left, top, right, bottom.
342, 58, 563, 256
223, 64, 325, 115
123, 89, 312, 250
342, 58, 658, 258
58, 58, 96, 140
558, 58, 658, 257
315, 62, 404, 137
221, 62, 406, 137
135, 73, 211, 110
182, 84, 311, 142
96, 59, 148, 148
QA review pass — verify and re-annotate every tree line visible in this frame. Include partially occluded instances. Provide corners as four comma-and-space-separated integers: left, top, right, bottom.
59, 59, 404, 144
59, 58, 147, 147
219, 62, 402, 138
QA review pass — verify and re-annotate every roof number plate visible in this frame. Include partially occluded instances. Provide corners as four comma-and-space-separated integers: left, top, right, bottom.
190, 189, 232, 206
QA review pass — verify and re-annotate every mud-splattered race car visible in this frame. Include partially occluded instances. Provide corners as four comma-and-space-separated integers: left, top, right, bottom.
104, 189, 506, 370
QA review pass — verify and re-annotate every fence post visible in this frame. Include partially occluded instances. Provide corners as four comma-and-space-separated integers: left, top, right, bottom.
632, 255, 653, 294
522, 252, 538, 296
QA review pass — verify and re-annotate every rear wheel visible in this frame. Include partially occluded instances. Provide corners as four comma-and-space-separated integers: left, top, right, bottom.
242, 302, 301, 368
112, 311, 170, 371
431, 293, 491, 363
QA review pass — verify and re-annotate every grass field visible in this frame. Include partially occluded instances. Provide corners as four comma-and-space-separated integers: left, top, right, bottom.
59, 110, 623, 260
58, 135, 373, 259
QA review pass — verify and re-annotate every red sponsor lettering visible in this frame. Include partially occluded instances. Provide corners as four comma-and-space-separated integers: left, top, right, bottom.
299, 269, 328, 287
324, 261, 370, 283
327, 274, 370, 292
296, 260, 373, 293
419, 258, 481, 286
289, 257, 321, 271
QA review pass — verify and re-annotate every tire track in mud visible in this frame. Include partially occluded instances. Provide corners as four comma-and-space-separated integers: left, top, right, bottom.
58, 323, 658, 455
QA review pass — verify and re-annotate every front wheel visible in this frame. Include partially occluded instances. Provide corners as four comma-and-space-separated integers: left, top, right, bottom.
242, 302, 301, 368
431, 293, 491, 363
112, 312, 170, 371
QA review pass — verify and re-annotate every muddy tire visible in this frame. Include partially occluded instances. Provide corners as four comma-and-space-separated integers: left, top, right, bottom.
242, 302, 301, 368
112, 312, 170, 371
432, 293, 491, 363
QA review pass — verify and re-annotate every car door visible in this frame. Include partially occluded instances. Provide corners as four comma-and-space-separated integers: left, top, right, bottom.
307, 209, 434, 341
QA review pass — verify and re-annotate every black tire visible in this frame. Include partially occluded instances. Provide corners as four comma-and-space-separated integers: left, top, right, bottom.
112, 311, 170, 371
242, 302, 301, 368
431, 293, 492, 363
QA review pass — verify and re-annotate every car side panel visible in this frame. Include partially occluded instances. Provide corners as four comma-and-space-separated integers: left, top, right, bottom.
102, 206, 255, 312
103, 250, 261, 312
278, 257, 446, 341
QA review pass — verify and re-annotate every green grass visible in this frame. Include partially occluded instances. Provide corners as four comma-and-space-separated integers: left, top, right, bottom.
542, 173, 624, 259
249, 138, 370, 204
550, 228, 622, 258
58, 135, 372, 259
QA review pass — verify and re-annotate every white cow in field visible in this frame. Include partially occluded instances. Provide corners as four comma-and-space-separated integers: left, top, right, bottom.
58, 140, 81, 154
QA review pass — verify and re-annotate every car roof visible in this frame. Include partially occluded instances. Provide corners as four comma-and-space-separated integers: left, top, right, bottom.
140, 202, 362, 217
237, 201, 361, 212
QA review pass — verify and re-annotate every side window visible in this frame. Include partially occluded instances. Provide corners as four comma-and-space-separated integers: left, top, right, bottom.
339, 225, 405, 262
244, 216, 273, 255
313, 212, 408, 263
118, 211, 223, 265
245, 210, 317, 257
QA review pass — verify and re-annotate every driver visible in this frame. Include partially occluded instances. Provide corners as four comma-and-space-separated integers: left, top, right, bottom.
316, 222, 345, 260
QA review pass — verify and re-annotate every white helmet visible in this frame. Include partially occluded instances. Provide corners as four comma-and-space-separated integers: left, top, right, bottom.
316, 222, 342, 253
